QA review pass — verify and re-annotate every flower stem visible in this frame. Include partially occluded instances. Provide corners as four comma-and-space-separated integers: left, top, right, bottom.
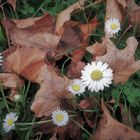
16, 115, 78, 126
0, 84, 10, 112
16, 119, 52, 126
70, 118, 92, 136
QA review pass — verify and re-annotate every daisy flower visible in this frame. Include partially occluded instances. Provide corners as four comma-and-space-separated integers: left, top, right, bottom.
67, 79, 85, 95
51, 109, 69, 126
105, 18, 121, 37
3, 112, 18, 132
81, 61, 113, 92
0, 53, 3, 66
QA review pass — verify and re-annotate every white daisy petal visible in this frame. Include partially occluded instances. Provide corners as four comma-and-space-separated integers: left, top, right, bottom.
51, 109, 69, 126
105, 18, 121, 37
81, 61, 113, 92
3, 112, 18, 133
67, 79, 85, 95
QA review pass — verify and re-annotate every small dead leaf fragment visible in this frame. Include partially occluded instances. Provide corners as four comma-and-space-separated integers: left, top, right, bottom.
78, 99, 91, 110
96, 36, 140, 84
67, 49, 86, 78
67, 61, 85, 79
86, 42, 106, 56
89, 101, 140, 140
55, 0, 86, 33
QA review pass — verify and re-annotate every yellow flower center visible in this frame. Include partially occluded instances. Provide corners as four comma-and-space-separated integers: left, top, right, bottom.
91, 70, 103, 80
55, 114, 64, 122
7, 118, 14, 126
72, 84, 81, 91
110, 23, 118, 30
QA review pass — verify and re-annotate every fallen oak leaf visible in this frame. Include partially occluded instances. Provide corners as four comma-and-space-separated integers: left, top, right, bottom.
89, 101, 140, 140
96, 36, 140, 84
31, 65, 73, 117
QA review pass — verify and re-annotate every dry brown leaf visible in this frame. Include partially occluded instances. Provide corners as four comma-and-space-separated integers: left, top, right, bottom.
116, 0, 127, 8
115, 0, 140, 30
86, 42, 106, 56
31, 65, 73, 117
8, 0, 16, 11
67, 61, 85, 79
12, 16, 42, 28
55, 0, 86, 33
5, 46, 73, 117
105, 0, 122, 21
2, 15, 60, 50
64, 19, 98, 78
89, 101, 140, 140
0, 73, 23, 99
127, 0, 140, 30
96, 36, 140, 84
6, 47, 46, 81
66, 48, 86, 79
0, 73, 23, 88
55, 117, 83, 140
78, 99, 91, 110
56, 21, 83, 52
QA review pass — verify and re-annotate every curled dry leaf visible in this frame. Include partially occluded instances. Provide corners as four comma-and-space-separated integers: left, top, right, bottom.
115, 0, 140, 30
55, 0, 86, 34
116, 0, 127, 8
96, 36, 140, 84
2, 15, 60, 50
0, 73, 23, 88
8, 0, 16, 11
89, 101, 140, 140
0, 73, 23, 99
127, 0, 140, 30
